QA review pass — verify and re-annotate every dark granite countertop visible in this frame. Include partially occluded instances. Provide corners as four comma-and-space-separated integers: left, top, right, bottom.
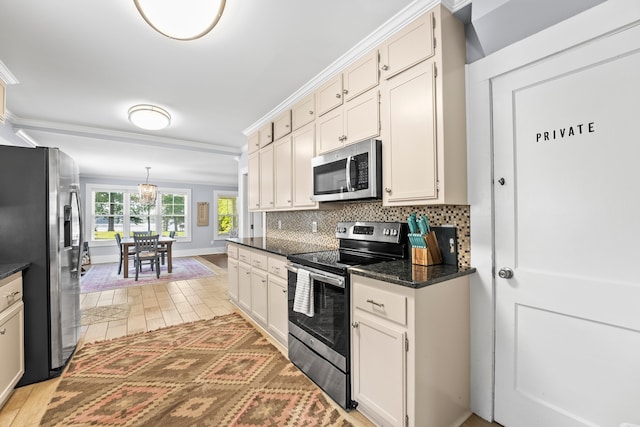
349, 260, 476, 289
0, 263, 30, 281
227, 237, 333, 257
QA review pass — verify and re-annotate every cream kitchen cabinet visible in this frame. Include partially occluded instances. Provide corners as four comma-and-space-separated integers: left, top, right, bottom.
248, 151, 260, 211
274, 136, 293, 209
227, 243, 289, 346
316, 74, 344, 117
227, 244, 239, 302
247, 131, 260, 155
273, 110, 292, 140
259, 122, 274, 148
316, 87, 380, 155
267, 255, 288, 345
381, 4, 467, 206
291, 123, 318, 209
259, 145, 274, 210
351, 273, 470, 427
379, 10, 435, 80
292, 93, 315, 131
343, 49, 379, 102
0, 272, 25, 410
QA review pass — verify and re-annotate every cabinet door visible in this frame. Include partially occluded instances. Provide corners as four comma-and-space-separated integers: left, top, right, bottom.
292, 93, 315, 130
268, 275, 288, 344
247, 131, 260, 154
380, 12, 435, 80
238, 263, 252, 312
273, 110, 292, 140
259, 145, 274, 210
316, 107, 344, 155
251, 269, 268, 326
292, 123, 318, 208
352, 312, 406, 427
382, 61, 437, 205
344, 50, 379, 102
344, 88, 379, 147
259, 122, 274, 148
0, 301, 24, 409
248, 152, 261, 211
274, 136, 293, 209
228, 258, 239, 302
316, 74, 344, 117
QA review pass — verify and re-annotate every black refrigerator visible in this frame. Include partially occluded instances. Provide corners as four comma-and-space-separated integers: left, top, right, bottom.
0, 145, 82, 386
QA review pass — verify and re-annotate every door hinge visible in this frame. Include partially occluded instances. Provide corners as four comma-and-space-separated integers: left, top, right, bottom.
432, 14, 436, 29
436, 180, 440, 193
406, 414, 410, 427
405, 337, 409, 352
434, 63, 438, 79
433, 37, 437, 50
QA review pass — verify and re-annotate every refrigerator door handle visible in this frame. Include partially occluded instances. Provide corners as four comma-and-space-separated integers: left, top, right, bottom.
69, 187, 83, 279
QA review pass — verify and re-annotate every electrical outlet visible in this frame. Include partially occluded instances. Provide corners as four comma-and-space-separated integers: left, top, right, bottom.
277, 220, 282, 229
312, 221, 317, 233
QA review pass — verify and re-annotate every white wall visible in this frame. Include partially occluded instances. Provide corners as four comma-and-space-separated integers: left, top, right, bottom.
466, 0, 640, 420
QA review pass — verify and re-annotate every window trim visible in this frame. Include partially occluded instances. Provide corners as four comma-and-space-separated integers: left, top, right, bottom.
213, 190, 238, 241
86, 184, 192, 246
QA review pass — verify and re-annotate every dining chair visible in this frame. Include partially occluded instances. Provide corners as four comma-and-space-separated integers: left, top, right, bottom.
158, 230, 176, 265
115, 233, 136, 275
133, 233, 161, 281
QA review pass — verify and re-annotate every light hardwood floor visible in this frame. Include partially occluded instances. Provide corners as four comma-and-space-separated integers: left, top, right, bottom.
0, 256, 499, 427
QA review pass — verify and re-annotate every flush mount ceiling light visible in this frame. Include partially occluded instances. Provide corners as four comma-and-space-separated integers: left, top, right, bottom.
133, 0, 226, 41
128, 104, 171, 130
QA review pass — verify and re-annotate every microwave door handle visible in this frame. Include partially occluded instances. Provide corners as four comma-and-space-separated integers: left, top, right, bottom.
346, 155, 353, 192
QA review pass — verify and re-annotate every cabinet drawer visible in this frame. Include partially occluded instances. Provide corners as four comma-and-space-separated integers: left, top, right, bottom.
251, 251, 268, 271
238, 248, 252, 264
226, 244, 238, 259
0, 273, 23, 314
354, 284, 406, 326
268, 255, 287, 279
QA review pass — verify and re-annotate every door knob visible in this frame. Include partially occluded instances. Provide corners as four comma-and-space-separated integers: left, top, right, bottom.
498, 268, 514, 279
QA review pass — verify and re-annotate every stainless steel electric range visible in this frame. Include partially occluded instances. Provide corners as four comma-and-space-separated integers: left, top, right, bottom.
285, 221, 408, 409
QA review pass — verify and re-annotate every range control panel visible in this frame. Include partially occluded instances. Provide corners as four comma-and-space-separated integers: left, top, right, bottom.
335, 221, 405, 243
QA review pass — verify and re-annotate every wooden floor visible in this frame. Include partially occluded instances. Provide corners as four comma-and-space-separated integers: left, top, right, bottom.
0, 255, 500, 427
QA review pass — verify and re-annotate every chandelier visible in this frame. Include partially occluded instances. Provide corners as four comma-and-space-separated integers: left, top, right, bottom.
138, 167, 158, 206
133, 0, 226, 41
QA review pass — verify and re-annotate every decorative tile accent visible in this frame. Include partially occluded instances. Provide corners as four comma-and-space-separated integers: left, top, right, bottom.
266, 202, 471, 267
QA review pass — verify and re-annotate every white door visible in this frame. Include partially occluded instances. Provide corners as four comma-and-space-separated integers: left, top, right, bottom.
493, 24, 640, 427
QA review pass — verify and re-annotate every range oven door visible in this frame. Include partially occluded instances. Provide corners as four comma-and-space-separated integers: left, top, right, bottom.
286, 263, 349, 372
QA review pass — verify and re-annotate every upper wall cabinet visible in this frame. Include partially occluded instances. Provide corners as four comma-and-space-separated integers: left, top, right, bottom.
343, 50, 379, 102
273, 110, 292, 140
316, 74, 344, 117
379, 11, 435, 81
248, 152, 260, 211
292, 93, 315, 131
259, 122, 274, 148
247, 131, 260, 155
381, 5, 467, 206
0, 80, 6, 124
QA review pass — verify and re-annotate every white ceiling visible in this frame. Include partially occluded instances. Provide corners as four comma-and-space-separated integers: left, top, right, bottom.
0, 0, 428, 185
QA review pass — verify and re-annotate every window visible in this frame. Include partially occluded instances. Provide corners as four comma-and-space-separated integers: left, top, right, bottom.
214, 191, 238, 240
87, 184, 191, 244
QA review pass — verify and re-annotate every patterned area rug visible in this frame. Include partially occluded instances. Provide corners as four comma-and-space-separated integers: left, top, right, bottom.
40, 313, 351, 427
81, 257, 216, 293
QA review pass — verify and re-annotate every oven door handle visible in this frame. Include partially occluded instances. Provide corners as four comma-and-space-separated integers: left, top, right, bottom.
285, 263, 345, 289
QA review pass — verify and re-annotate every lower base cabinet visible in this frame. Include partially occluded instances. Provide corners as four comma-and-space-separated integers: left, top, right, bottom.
226, 243, 288, 346
351, 274, 470, 427
0, 273, 25, 410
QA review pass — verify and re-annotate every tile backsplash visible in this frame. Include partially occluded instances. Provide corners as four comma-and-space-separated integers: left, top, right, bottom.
266, 201, 470, 267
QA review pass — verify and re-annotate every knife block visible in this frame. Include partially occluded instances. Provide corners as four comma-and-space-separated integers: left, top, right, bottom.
411, 231, 443, 266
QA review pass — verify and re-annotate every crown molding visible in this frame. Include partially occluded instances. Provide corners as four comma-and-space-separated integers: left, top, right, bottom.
243, 0, 470, 136
0, 59, 19, 85
9, 114, 242, 156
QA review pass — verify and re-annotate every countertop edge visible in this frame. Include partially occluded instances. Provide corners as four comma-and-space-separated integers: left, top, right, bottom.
0, 263, 30, 281
349, 263, 477, 288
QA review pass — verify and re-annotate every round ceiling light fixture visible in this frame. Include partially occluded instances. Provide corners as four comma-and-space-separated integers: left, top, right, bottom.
133, 0, 226, 41
128, 104, 171, 130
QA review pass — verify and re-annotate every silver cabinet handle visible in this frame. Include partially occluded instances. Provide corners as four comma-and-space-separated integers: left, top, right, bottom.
352, 322, 359, 328
0, 328, 6, 335
309, 110, 313, 115
282, 289, 286, 294
385, 187, 392, 193
366, 299, 384, 308
343, 89, 348, 94
381, 64, 389, 71
335, 93, 341, 98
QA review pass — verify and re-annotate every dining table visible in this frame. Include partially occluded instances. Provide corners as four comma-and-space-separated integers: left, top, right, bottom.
120, 236, 176, 279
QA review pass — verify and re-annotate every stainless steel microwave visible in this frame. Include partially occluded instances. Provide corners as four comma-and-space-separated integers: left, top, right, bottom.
311, 139, 382, 202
